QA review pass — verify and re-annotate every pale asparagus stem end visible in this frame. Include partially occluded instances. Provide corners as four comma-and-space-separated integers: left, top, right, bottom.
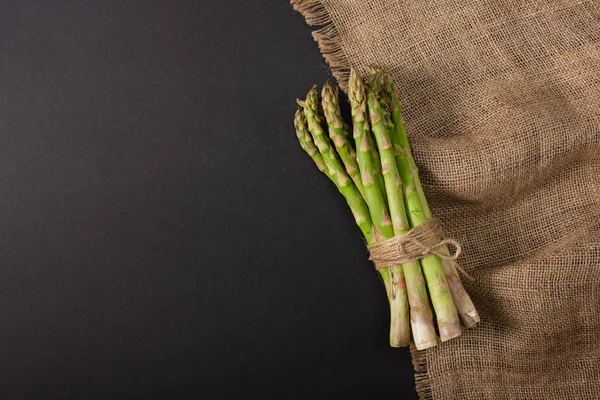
413, 167, 479, 328
389, 271, 411, 347
444, 259, 480, 327
439, 324, 463, 342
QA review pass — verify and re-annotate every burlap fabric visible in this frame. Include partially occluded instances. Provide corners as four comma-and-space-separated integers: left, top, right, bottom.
291, 1, 600, 398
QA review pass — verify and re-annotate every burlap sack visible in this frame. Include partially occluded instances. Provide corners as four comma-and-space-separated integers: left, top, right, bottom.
291, 1, 600, 398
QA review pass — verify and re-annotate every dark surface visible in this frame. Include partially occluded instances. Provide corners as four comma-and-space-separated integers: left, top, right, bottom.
0, 1, 416, 399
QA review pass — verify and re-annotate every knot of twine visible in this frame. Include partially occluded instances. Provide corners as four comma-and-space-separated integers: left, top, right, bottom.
367, 218, 473, 280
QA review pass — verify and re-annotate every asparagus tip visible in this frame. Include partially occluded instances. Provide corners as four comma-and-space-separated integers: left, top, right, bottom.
348, 68, 366, 105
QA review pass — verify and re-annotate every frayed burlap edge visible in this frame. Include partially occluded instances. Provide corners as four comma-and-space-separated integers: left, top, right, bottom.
290, 0, 351, 91
411, 344, 432, 400
291, 1, 433, 398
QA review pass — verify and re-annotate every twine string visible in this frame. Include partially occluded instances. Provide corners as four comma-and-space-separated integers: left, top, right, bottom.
368, 218, 473, 281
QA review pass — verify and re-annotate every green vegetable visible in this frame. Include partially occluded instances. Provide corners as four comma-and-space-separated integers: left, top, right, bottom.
348, 70, 410, 347
292, 69, 479, 348
294, 107, 374, 242
365, 70, 438, 349
321, 81, 366, 200
376, 67, 480, 331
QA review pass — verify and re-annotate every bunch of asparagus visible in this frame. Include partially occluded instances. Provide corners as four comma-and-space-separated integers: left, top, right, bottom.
294, 68, 479, 349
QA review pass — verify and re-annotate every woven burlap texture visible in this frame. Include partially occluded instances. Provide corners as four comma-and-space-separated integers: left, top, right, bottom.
292, 0, 600, 399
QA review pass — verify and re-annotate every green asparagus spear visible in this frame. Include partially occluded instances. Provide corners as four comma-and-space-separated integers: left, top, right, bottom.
296, 102, 406, 347
363, 69, 462, 340
365, 70, 438, 349
302, 87, 353, 195
295, 107, 375, 242
377, 69, 480, 329
348, 70, 411, 347
321, 81, 366, 200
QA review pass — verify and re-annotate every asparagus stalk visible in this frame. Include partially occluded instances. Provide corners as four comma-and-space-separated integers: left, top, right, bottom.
321, 81, 366, 200
362, 70, 461, 340
301, 87, 353, 196
294, 108, 375, 242
296, 102, 406, 347
293, 73, 476, 348
365, 71, 438, 349
304, 87, 411, 347
348, 70, 411, 347
376, 70, 480, 329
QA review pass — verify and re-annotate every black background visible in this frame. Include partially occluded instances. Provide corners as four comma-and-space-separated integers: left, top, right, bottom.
0, 1, 416, 398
